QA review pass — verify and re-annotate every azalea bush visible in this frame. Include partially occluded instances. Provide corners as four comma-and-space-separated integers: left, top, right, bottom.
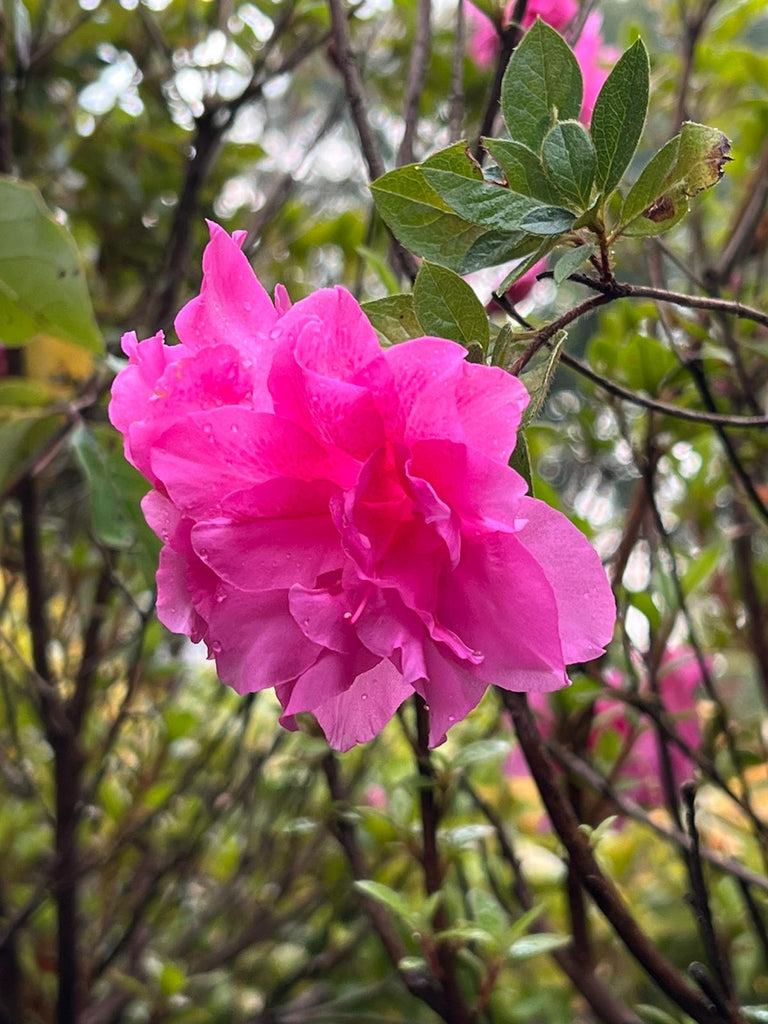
0, 2, 767, 1024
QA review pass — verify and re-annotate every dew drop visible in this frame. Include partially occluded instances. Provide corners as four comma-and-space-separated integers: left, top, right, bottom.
203, 423, 213, 435
211, 640, 222, 654
230, 423, 239, 435
472, 650, 483, 659
361, 694, 368, 702
216, 593, 227, 604
198, 546, 208, 557
423, 704, 430, 711
447, 715, 455, 722
343, 611, 352, 620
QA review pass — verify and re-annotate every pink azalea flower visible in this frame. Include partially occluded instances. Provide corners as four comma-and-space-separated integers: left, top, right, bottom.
467, 4, 617, 124
467, 0, 577, 67
508, 649, 705, 807
110, 222, 615, 751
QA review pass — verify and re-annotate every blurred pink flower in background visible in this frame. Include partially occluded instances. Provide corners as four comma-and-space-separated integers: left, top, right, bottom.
508, 648, 706, 808
110, 223, 615, 752
467, 4, 618, 123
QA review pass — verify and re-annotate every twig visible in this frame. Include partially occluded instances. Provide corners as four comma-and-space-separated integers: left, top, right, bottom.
544, 738, 768, 895
326, 0, 418, 281
559, 350, 768, 428
502, 691, 728, 1024
472, 0, 529, 159
566, 274, 768, 331
462, 778, 645, 1024
321, 752, 449, 1020
682, 783, 736, 1010
448, 0, 465, 142
414, 698, 474, 1024
397, 0, 431, 166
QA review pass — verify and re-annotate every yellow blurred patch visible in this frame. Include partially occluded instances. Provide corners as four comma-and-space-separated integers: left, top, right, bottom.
21, 334, 95, 393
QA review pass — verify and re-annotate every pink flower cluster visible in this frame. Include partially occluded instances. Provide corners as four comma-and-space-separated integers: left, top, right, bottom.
508, 649, 705, 807
468, 1, 618, 124
110, 223, 615, 751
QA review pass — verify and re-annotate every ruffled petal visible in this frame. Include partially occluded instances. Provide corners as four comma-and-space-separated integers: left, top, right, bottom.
207, 588, 321, 695
174, 221, 277, 357
513, 497, 615, 664
150, 408, 355, 517
311, 659, 413, 751
436, 533, 571, 692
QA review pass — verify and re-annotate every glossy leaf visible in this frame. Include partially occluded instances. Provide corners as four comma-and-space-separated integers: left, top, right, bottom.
413, 261, 490, 348
483, 138, 557, 202
371, 144, 484, 268
519, 205, 576, 235
501, 19, 583, 152
542, 121, 596, 208
553, 245, 595, 284
361, 294, 422, 343
591, 39, 650, 196
422, 169, 540, 232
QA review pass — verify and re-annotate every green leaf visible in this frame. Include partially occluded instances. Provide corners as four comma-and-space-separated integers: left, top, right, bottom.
453, 738, 511, 767
519, 206, 576, 235
422, 169, 539, 232
354, 880, 417, 926
361, 294, 422, 343
355, 245, 400, 295
371, 144, 484, 268
159, 962, 187, 997
591, 39, 650, 196
509, 432, 534, 494
460, 230, 541, 274
413, 262, 489, 349
501, 19, 583, 152
508, 933, 570, 961
495, 242, 555, 295
521, 329, 567, 425
620, 136, 680, 227
542, 121, 596, 208
483, 138, 557, 202
553, 244, 595, 284
681, 543, 721, 595
468, 889, 508, 938
621, 335, 678, 394
744, 1007, 768, 1023
71, 424, 138, 549
0, 177, 103, 352
621, 122, 732, 233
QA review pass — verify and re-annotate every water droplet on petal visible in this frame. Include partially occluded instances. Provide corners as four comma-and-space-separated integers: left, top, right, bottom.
230, 424, 239, 434
472, 650, 483, 659
423, 704, 430, 711
448, 715, 455, 722
211, 640, 222, 654
198, 547, 208, 558
203, 423, 213, 435
216, 593, 227, 604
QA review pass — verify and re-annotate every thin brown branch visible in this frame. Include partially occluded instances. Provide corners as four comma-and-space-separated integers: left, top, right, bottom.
502, 691, 729, 1024
448, 0, 465, 142
567, 274, 768, 331
321, 751, 449, 1020
397, 0, 431, 166
559, 350, 768, 428
462, 779, 645, 1024
472, 0, 528, 159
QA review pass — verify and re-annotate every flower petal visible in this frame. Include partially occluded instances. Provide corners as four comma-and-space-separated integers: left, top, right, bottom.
207, 588, 321, 695
513, 497, 615, 663
311, 659, 413, 751
174, 221, 277, 357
